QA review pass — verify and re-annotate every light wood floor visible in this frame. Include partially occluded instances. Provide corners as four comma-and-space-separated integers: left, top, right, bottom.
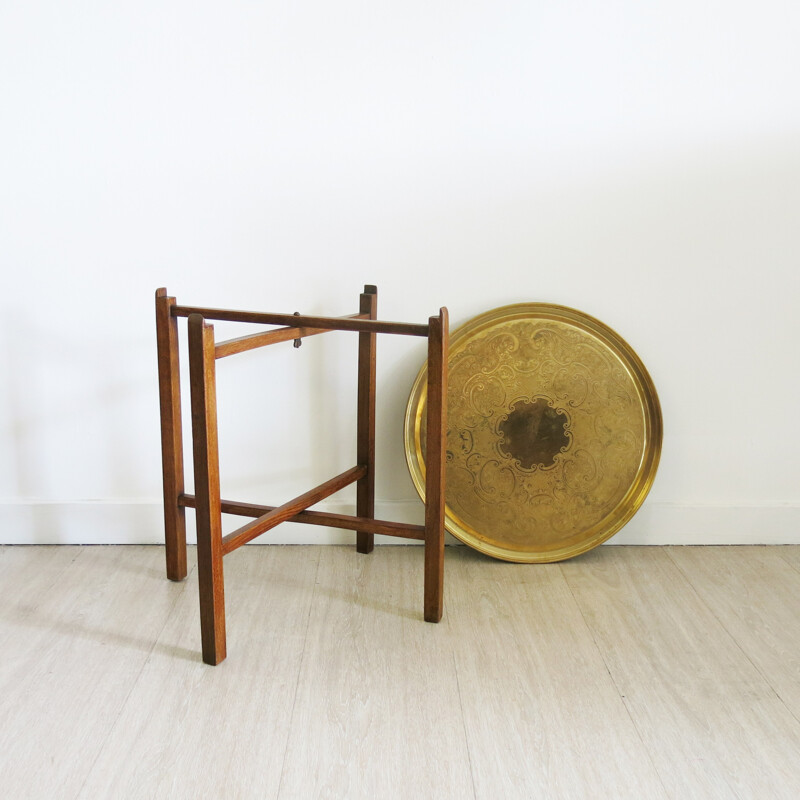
2, 545, 799, 799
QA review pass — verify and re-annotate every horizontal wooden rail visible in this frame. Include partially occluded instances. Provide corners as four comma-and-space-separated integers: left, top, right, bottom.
180, 493, 426, 541
172, 305, 429, 337
218, 466, 366, 554
215, 313, 369, 359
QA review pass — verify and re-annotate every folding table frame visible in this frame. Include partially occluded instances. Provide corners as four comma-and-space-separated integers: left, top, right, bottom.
155, 286, 449, 665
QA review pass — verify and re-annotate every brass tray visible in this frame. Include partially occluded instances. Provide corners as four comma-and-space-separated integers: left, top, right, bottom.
404, 303, 662, 562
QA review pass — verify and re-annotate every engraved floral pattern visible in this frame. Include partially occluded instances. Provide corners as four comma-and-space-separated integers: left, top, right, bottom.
420, 319, 646, 549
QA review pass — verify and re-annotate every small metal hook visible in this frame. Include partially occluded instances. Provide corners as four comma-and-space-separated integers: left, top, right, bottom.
293, 312, 302, 348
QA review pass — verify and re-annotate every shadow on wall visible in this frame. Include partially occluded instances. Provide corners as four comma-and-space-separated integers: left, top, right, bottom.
375, 331, 429, 504
3, 135, 800, 547
207, 286, 433, 515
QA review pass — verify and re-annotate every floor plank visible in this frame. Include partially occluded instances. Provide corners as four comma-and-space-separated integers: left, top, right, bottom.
560, 546, 800, 800
0, 546, 186, 800
447, 547, 668, 800
667, 546, 800, 724
4, 544, 800, 799
0, 546, 83, 655
78, 546, 320, 800
277, 546, 475, 800
777, 545, 800, 574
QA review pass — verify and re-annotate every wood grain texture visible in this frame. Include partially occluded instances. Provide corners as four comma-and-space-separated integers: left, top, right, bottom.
667, 545, 800, 721
214, 312, 369, 358
0, 547, 186, 800
424, 308, 448, 623
276, 546, 474, 800
356, 285, 377, 554
446, 547, 668, 800
778, 545, 800, 569
560, 546, 800, 799
221, 466, 366, 554
179, 493, 426, 540
777, 544, 800, 574
180, 494, 425, 541
5, 545, 800, 799
172, 305, 429, 337
155, 288, 187, 581
0, 546, 83, 658
188, 314, 226, 665
78, 547, 321, 800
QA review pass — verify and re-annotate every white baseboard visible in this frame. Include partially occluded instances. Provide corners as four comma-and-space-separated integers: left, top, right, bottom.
1, 500, 799, 546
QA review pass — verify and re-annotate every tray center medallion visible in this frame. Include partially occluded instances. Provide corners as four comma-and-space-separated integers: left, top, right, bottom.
498, 397, 571, 470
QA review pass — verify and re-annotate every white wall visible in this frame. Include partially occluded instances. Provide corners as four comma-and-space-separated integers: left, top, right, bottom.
1, 1, 799, 545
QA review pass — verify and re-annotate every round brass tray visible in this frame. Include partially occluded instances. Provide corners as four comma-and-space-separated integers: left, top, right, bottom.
404, 303, 662, 562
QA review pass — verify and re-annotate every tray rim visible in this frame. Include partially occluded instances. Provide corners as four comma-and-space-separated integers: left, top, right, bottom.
403, 302, 663, 563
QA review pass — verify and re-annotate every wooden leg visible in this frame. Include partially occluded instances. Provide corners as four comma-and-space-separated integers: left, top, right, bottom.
155, 288, 187, 581
188, 314, 226, 665
356, 285, 377, 554
424, 308, 448, 623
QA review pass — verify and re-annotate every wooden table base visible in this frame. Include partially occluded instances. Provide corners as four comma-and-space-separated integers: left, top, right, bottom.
155, 285, 449, 665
